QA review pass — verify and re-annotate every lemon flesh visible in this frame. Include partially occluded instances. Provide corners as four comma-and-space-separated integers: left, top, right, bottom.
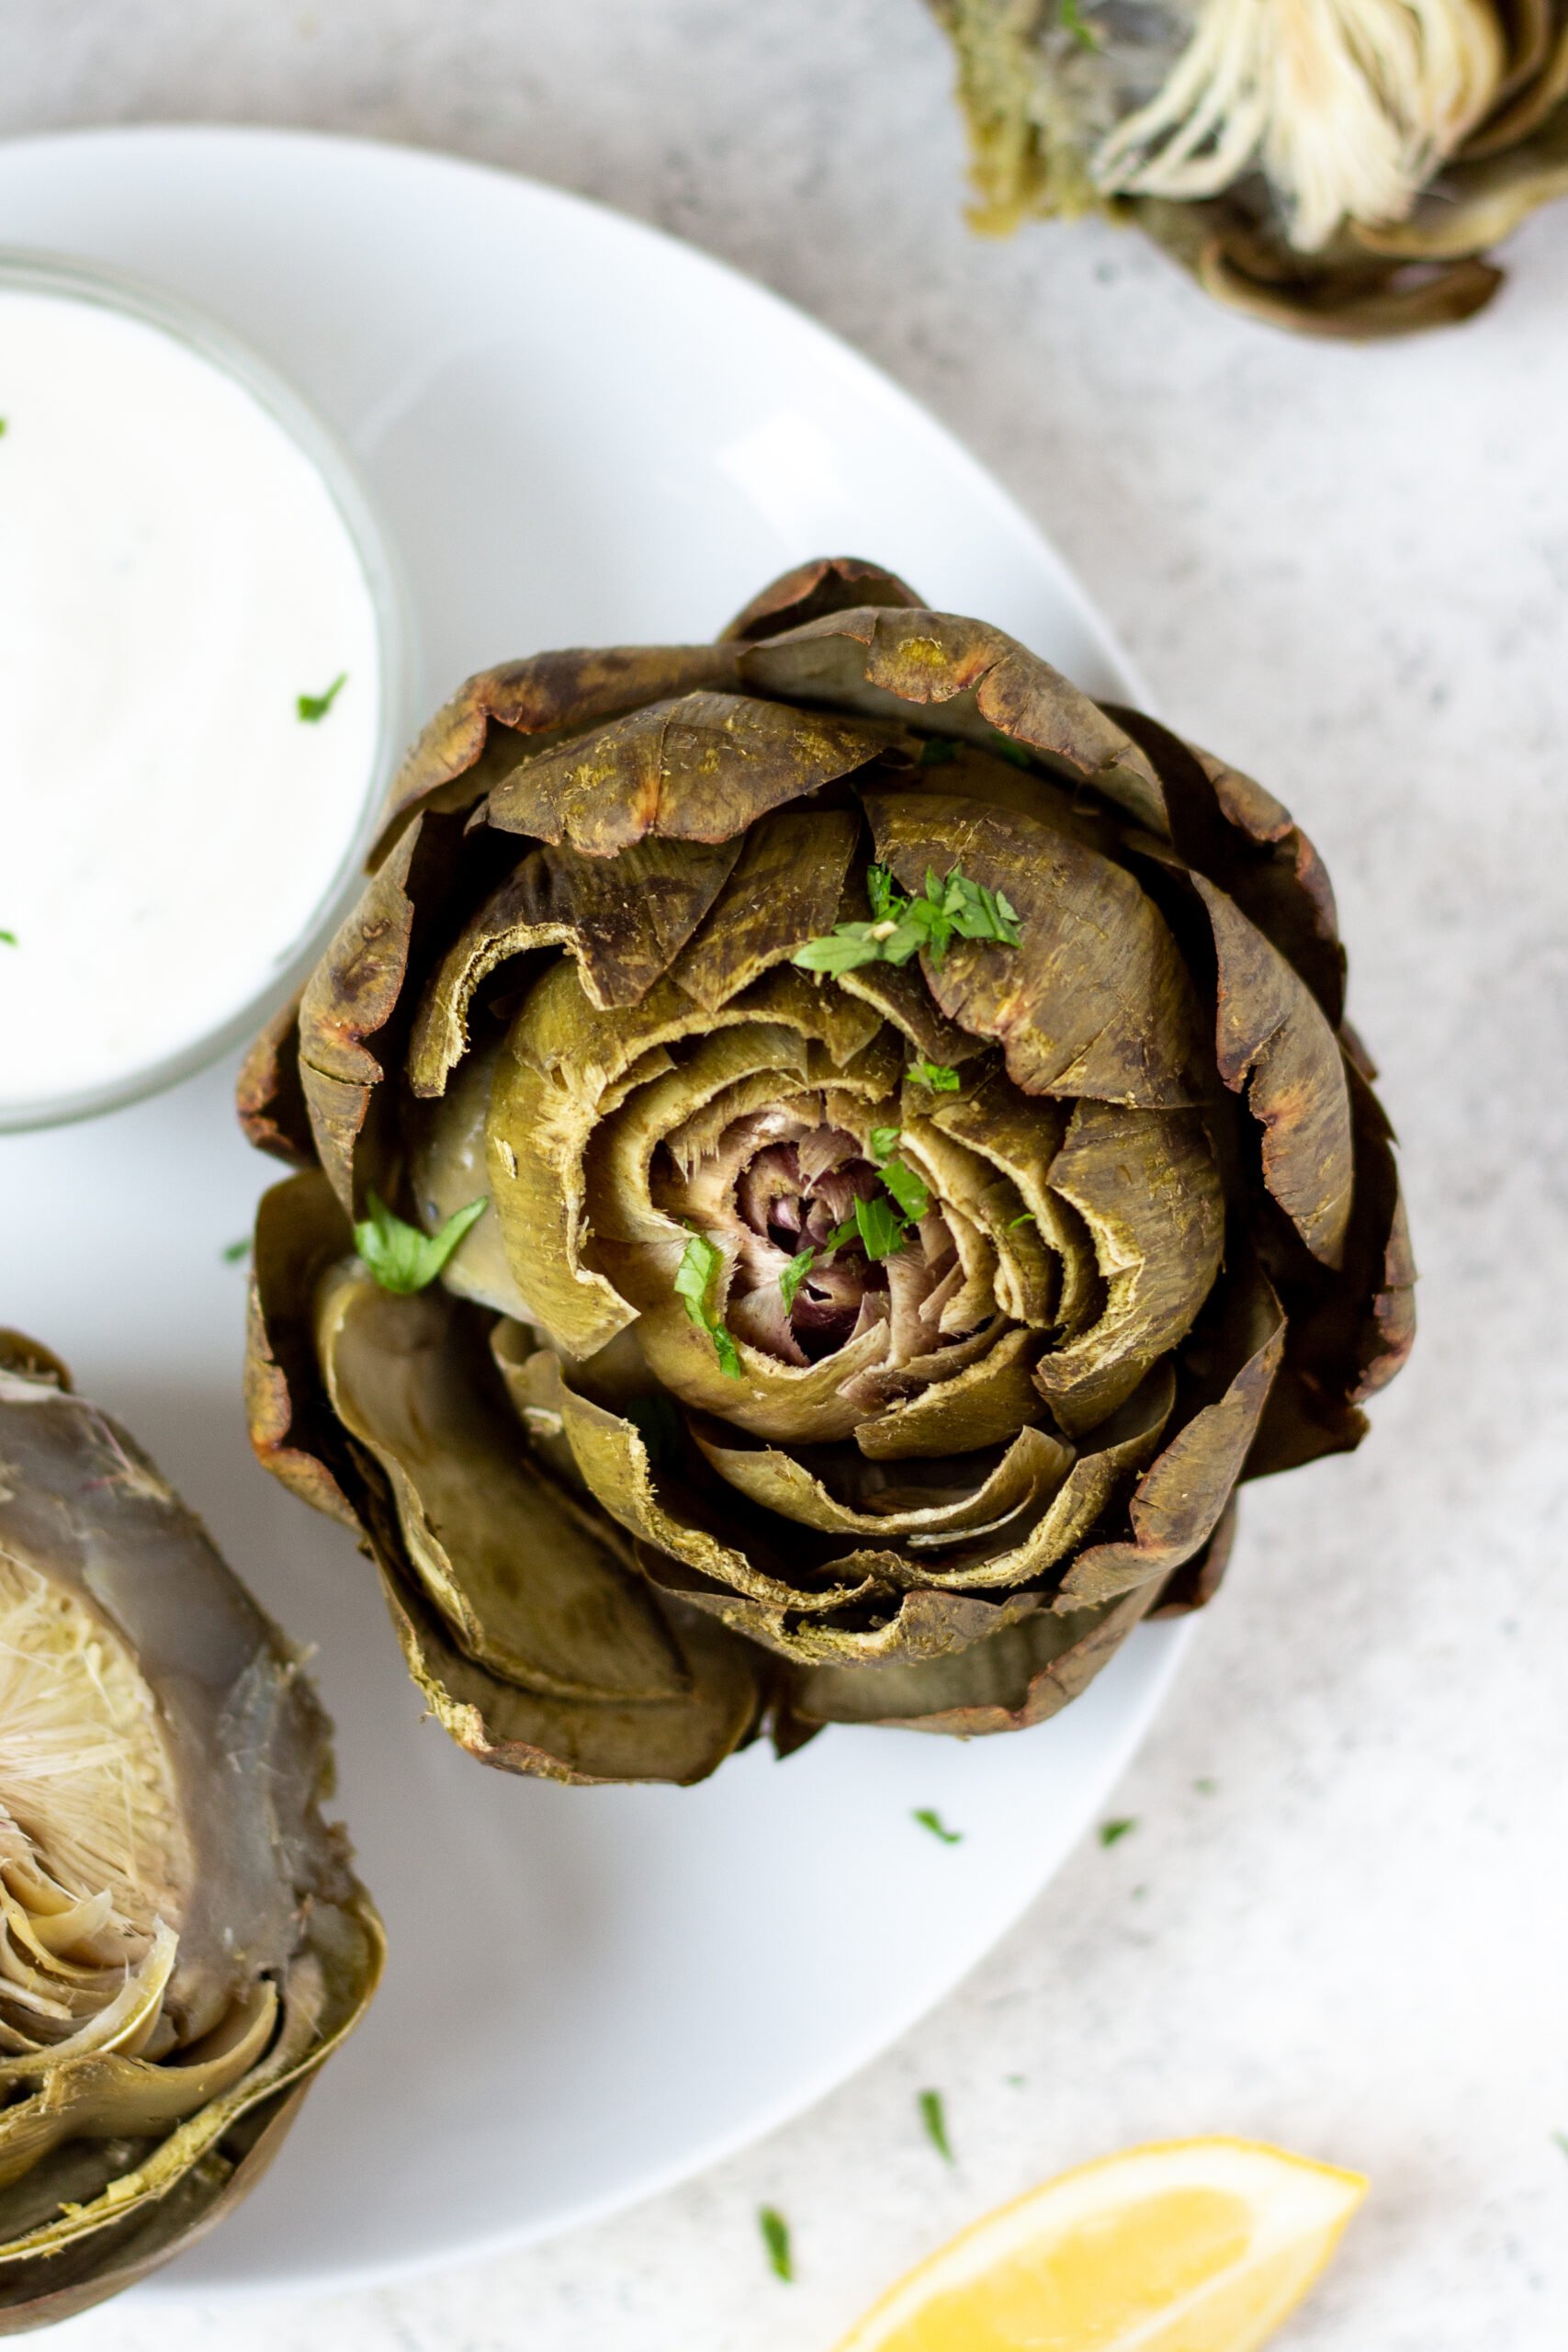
837, 2138, 1365, 2352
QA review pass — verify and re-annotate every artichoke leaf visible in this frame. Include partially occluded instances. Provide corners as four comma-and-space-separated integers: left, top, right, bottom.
868, 792, 1205, 1107
831, 958, 980, 1067
373, 640, 745, 862
668, 807, 858, 1011
1192, 875, 1354, 1268
408, 833, 742, 1093
1057, 1264, 1285, 1605
791, 1580, 1159, 1732
897, 1114, 1057, 1327
235, 994, 313, 1168
493, 1342, 878, 1614
378, 1561, 764, 1789
855, 1325, 1046, 1460
737, 605, 1170, 833
486, 691, 895, 854
916, 1069, 1100, 1334
1032, 1100, 1225, 1436
316, 1267, 687, 1702
690, 1419, 1073, 1543
720, 555, 924, 640
649, 1570, 1042, 1669
405, 1039, 532, 1318
246, 1171, 375, 1531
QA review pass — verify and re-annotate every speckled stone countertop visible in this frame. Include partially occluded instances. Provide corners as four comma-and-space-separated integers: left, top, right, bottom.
6, 6, 1567, 2346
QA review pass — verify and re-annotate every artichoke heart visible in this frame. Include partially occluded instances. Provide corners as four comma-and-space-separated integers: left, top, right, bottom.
240, 555, 1413, 1784
931, 0, 1568, 334
0, 1335, 381, 2329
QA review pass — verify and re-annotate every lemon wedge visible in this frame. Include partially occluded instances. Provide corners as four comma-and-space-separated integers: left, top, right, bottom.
834, 2137, 1366, 2352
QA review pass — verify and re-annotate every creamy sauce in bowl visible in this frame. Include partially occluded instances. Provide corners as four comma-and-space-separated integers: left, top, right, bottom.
0, 261, 400, 1128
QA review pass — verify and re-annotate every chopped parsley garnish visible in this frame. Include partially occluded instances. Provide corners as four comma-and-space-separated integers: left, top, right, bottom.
674, 1231, 742, 1378
912, 1806, 963, 1844
867, 1124, 902, 1164
355, 1192, 488, 1295
1099, 1816, 1138, 1848
917, 735, 957, 766
879, 1157, 931, 1224
758, 2206, 794, 2281
778, 1246, 817, 1313
793, 863, 1021, 976
1058, 0, 1103, 48
0, 421, 7, 438
909, 1058, 962, 1092
1194, 1776, 1218, 1795
298, 672, 347, 723
919, 2088, 955, 2165
1006, 2073, 1027, 2087
0, 930, 16, 946
827, 1193, 908, 1263
220, 1238, 250, 1264
1008, 1210, 1037, 1229
1553, 2132, 1568, 2161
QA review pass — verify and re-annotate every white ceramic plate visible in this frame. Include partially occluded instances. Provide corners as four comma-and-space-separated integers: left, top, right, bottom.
0, 127, 1186, 2301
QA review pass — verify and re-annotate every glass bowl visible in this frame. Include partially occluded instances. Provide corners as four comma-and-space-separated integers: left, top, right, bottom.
0, 249, 410, 1133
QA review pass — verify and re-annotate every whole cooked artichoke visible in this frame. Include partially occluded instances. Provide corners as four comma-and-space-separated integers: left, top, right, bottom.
240, 557, 1412, 1788
0, 1334, 380, 2330
932, 0, 1568, 333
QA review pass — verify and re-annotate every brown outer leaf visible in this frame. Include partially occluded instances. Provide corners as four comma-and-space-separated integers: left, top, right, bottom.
720, 556, 925, 640
1246, 1059, 1416, 1476
484, 693, 894, 854
1055, 1267, 1285, 1606
1150, 1498, 1238, 1618
245, 1170, 363, 1531
1193, 875, 1354, 1270
371, 642, 743, 863
235, 995, 314, 1167
296, 820, 431, 1216
738, 605, 1173, 833
788, 1580, 1160, 1733
668, 807, 859, 1012
868, 791, 1204, 1108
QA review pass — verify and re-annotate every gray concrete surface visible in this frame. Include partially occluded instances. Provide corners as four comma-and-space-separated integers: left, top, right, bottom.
4, 6, 1566, 2346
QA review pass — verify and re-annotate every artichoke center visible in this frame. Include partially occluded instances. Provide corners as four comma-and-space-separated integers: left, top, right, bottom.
0, 1554, 190, 2049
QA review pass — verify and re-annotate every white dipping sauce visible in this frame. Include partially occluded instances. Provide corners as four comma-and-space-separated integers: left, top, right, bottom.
0, 283, 383, 1121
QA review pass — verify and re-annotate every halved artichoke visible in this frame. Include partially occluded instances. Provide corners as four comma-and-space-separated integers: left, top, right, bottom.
0, 1333, 381, 2330
240, 557, 1413, 1787
933, 0, 1568, 334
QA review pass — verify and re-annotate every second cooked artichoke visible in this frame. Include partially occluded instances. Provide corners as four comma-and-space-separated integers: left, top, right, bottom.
241, 557, 1413, 1787
0, 1335, 381, 2329
932, 0, 1568, 334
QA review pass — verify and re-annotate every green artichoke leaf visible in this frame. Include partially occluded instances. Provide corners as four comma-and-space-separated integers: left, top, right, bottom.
491, 1339, 879, 1614
914, 1069, 1100, 1333
689, 1418, 1073, 1544
378, 1555, 766, 1789
639, 1559, 1043, 1669
1030, 1100, 1225, 1436
854, 1325, 1047, 1460
896, 1109, 1060, 1329
485, 691, 895, 854
736, 604, 1171, 834
790, 1579, 1160, 1732
373, 639, 745, 862
315, 1265, 689, 1702
405, 1038, 534, 1318
1056, 1261, 1286, 1604
1191, 875, 1354, 1269
831, 957, 981, 1068
407, 833, 742, 1095
868, 792, 1205, 1106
